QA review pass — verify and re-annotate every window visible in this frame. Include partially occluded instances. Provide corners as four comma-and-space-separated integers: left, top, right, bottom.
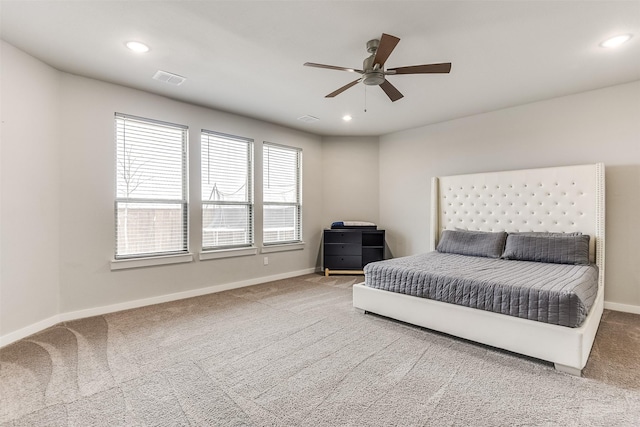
263, 142, 302, 245
201, 131, 253, 250
115, 113, 188, 259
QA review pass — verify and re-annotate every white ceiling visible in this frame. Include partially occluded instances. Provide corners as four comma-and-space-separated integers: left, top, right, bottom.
1, 1, 639, 136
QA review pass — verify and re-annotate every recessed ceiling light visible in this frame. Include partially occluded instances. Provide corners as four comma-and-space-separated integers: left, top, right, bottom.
600, 34, 633, 48
342, 115, 352, 122
126, 41, 150, 53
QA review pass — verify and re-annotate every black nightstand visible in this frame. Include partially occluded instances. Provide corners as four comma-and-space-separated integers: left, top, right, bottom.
323, 229, 385, 276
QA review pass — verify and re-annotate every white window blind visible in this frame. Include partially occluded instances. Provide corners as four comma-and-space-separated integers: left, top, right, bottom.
201, 131, 253, 249
263, 142, 302, 245
115, 113, 188, 259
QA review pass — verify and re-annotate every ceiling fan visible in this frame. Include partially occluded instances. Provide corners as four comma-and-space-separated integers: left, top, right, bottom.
304, 33, 451, 102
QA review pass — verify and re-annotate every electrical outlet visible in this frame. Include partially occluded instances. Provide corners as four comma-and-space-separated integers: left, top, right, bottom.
263, 256, 269, 266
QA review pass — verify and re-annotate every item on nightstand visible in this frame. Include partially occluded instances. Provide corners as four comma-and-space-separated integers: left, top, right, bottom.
330, 221, 377, 230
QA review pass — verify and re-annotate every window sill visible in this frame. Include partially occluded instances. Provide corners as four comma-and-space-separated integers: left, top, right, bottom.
110, 253, 194, 271
261, 242, 305, 253
199, 246, 258, 261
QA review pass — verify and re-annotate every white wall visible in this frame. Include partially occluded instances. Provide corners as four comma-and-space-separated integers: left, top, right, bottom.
379, 81, 640, 308
321, 136, 379, 226
58, 74, 324, 313
0, 42, 61, 336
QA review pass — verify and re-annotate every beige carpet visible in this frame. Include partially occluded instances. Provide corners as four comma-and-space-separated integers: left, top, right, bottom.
1, 273, 639, 426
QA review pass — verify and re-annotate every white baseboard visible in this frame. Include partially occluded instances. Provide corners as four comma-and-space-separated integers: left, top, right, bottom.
1, 267, 318, 349
0, 314, 61, 349
603, 301, 640, 315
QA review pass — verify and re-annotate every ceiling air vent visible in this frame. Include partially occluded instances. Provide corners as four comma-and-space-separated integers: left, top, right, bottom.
153, 70, 186, 86
297, 115, 319, 124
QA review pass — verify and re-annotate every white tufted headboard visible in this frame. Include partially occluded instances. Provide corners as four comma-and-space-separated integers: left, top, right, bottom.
430, 164, 605, 286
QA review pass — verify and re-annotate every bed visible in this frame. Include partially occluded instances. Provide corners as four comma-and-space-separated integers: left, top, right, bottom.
352, 163, 605, 376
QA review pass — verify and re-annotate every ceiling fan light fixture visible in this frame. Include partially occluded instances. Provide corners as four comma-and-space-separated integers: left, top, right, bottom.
125, 41, 150, 53
599, 34, 632, 48
362, 71, 385, 86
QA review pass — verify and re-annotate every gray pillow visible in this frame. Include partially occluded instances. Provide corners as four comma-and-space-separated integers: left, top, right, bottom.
437, 229, 507, 259
511, 231, 582, 237
502, 233, 590, 265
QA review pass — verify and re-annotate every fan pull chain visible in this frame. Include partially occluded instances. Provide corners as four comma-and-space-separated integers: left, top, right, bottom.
364, 86, 367, 113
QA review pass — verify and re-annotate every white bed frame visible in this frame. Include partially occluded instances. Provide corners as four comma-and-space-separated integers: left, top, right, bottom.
353, 163, 605, 375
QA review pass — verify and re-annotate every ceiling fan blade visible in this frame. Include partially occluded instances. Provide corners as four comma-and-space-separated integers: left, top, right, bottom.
387, 62, 452, 74
325, 79, 361, 98
373, 33, 400, 67
304, 62, 364, 74
379, 80, 404, 102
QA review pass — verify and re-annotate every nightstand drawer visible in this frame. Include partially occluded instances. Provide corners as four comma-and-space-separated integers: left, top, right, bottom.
324, 243, 360, 256
324, 255, 362, 269
324, 231, 361, 244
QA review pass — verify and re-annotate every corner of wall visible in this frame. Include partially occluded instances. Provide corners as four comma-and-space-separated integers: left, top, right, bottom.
320, 135, 381, 226
1, 40, 62, 338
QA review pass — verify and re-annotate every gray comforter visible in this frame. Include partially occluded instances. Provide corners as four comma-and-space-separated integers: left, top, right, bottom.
363, 252, 599, 327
